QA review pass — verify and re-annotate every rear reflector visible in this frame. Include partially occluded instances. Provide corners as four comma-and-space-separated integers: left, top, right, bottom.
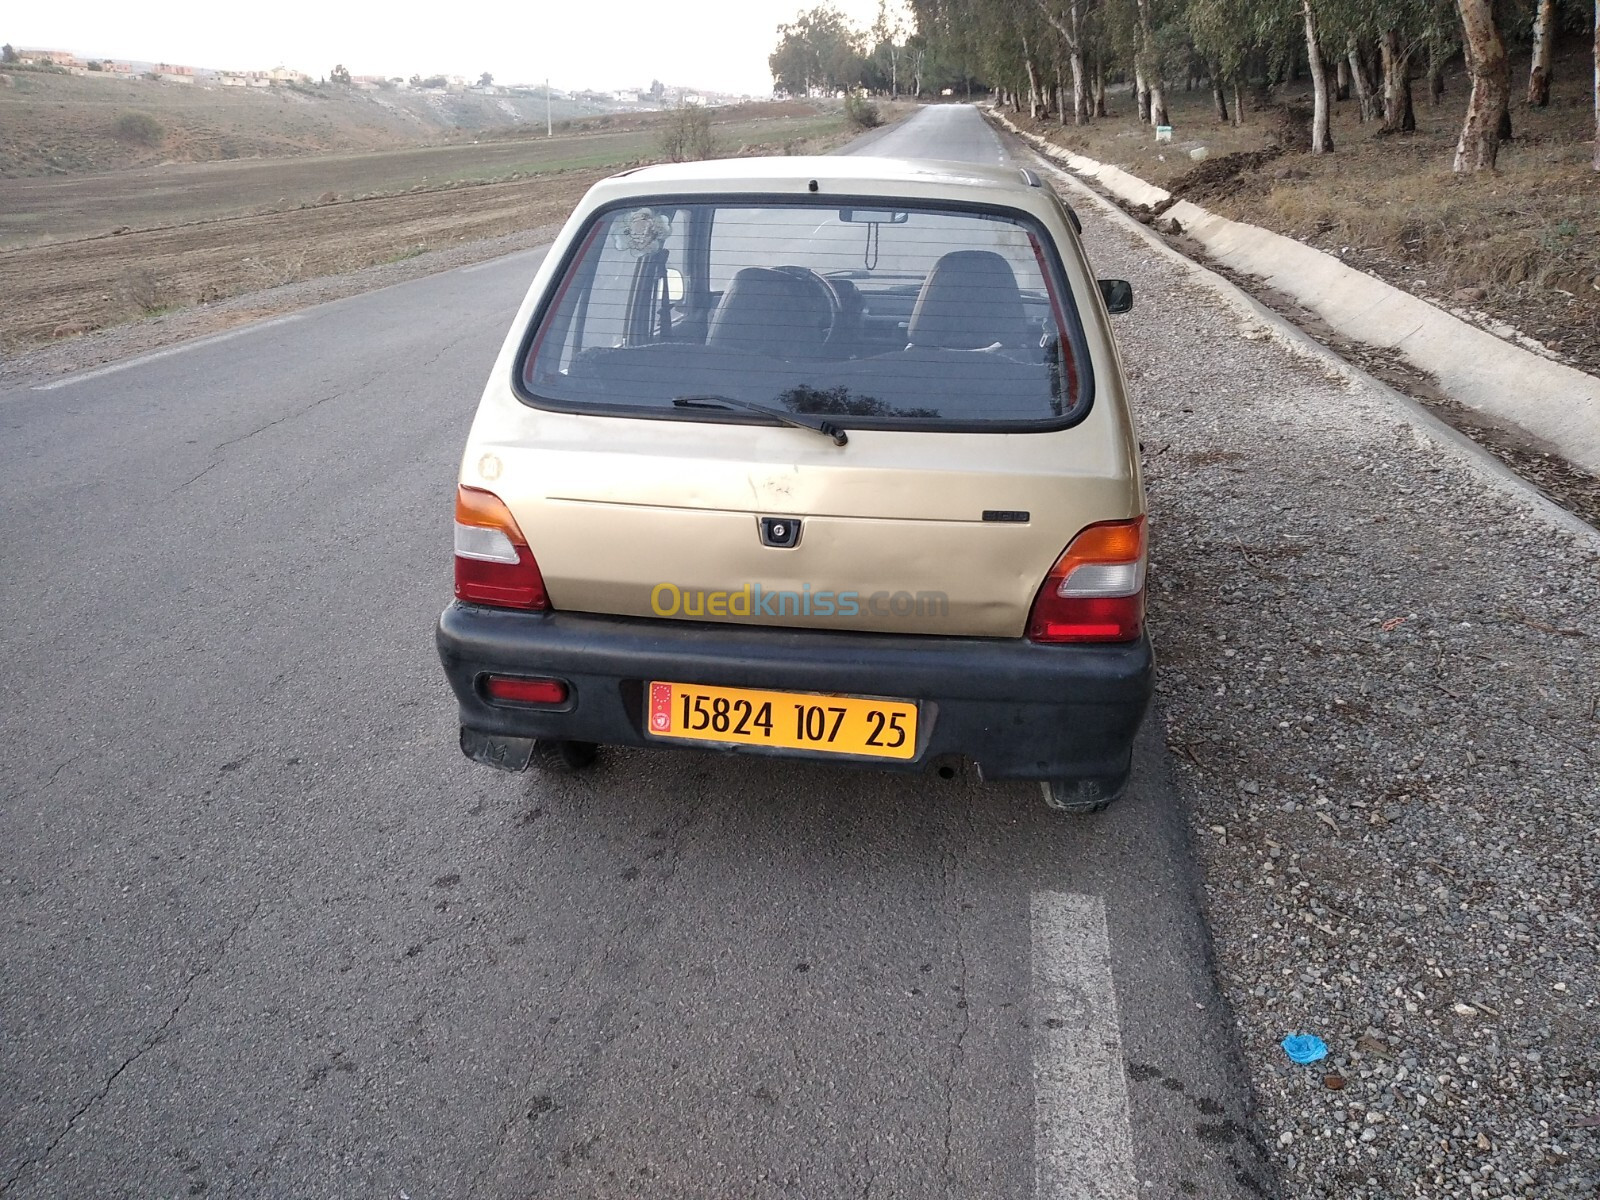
484, 675, 569, 705
1026, 517, 1147, 644
454, 486, 550, 610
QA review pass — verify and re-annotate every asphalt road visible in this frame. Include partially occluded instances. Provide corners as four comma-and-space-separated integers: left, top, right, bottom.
1, 106, 1272, 1198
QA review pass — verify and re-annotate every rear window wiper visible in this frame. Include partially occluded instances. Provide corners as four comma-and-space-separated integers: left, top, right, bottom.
671, 394, 848, 446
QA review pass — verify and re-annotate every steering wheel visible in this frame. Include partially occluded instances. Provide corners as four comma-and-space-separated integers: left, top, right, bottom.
774, 266, 841, 347
816, 274, 864, 348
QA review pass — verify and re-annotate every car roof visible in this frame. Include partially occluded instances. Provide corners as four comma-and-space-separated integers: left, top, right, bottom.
585, 155, 1049, 209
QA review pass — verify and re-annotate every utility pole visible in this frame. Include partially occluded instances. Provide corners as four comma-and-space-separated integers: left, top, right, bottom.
546, 77, 552, 136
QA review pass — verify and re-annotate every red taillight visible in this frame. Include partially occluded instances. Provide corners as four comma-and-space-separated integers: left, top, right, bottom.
483, 675, 568, 705
454, 485, 550, 610
1026, 517, 1147, 644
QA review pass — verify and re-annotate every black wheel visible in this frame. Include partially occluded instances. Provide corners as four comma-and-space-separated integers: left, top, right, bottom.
533, 739, 598, 773
1041, 776, 1126, 814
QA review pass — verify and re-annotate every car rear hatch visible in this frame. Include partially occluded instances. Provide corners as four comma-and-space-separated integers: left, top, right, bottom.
476, 413, 1134, 638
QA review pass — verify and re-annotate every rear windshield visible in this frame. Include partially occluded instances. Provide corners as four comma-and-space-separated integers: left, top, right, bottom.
518, 198, 1091, 431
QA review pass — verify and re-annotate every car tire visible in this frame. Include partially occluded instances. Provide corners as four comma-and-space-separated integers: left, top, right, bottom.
1040, 776, 1125, 815
533, 739, 599, 772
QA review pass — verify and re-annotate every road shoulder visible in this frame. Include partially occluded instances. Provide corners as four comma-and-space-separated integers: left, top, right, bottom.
1049, 130, 1600, 1199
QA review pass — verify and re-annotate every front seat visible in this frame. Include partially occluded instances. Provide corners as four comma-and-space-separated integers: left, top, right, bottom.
707, 267, 829, 358
906, 250, 1028, 350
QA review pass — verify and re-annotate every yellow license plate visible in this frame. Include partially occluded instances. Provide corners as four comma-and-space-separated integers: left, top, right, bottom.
647, 681, 918, 760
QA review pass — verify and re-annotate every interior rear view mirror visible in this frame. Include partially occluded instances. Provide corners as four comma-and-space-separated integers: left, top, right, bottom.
1099, 279, 1133, 314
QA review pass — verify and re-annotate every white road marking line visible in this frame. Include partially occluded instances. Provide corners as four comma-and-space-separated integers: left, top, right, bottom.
1031, 891, 1138, 1200
32, 314, 307, 391
459, 249, 544, 275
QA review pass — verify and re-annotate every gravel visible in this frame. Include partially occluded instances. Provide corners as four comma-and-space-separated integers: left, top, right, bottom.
1071, 189, 1600, 1197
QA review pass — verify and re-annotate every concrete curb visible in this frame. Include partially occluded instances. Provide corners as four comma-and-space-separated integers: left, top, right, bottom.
990, 111, 1600, 480
996, 118, 1600, 546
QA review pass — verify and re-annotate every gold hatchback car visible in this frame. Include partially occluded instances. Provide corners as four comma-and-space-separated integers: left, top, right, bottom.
436, 156, 1150, 812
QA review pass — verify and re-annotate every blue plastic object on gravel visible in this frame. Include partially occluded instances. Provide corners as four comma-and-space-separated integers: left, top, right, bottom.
1281, 1033, 1328, 1064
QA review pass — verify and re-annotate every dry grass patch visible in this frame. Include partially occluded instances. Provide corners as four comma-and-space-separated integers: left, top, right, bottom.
1012, 46, 1600, 371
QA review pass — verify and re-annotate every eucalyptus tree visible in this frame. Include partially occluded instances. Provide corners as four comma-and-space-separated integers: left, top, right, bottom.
1526, 0, 1556, 104
1137, 0, 1173, 124
1452, 0, 1510, 168
1026, 0, 1100, 123
1188, 0, 1292, 124
1302, 0, 1336, 149
871, 0, 908, 96
770, 6, 868, 96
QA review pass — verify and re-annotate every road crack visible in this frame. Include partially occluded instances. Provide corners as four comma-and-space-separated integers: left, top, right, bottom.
212, 389, 343, 453
168, 389, 344, 495
5, 752, 85, 809
2, 900, 261, 1194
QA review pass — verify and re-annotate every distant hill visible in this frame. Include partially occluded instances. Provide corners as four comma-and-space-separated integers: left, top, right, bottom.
0, 68, 626, 176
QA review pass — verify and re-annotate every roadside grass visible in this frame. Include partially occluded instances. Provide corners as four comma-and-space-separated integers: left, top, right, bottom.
428, 117, 852, 184
380, 244, 429, 264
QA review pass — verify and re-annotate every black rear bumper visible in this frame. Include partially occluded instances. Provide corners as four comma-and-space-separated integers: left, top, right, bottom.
436, 604, 1153, 782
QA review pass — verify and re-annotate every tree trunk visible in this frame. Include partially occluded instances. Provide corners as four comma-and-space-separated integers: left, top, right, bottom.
1212, 62, 1230, 120
1527, 0, 1556, 106
1137, 0, 1169, 126
1070, 47, 1088, 124
1336, 57, 1351, 101
1070, 0, 1090, 122
1594, 0, 1599, 171
1135, 62, 1151, 122
1428, 41, 1446, 104
1303, 0, 1334, 151
1148, 78, 1169, 127
1233, 73, 1245, 125
1024, 42, 1043, 119
1454, 0, 1510, 171
1348, 35, 1379, 122
1381, 30, 1417, 132
1094, 58, 1107, 116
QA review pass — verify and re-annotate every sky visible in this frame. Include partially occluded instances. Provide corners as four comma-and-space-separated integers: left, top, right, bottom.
9, 0, 914, 96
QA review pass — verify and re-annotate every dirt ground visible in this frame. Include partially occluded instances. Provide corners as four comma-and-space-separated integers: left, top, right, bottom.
0, 170, 603, 350
1008, 44, 1600, 380
0, 110, 847, 250
0, 106, 858, 352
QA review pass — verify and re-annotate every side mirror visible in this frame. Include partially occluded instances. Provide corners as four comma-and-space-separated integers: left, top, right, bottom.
664, 267, 685, 303
1098, 279, 1133, 314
